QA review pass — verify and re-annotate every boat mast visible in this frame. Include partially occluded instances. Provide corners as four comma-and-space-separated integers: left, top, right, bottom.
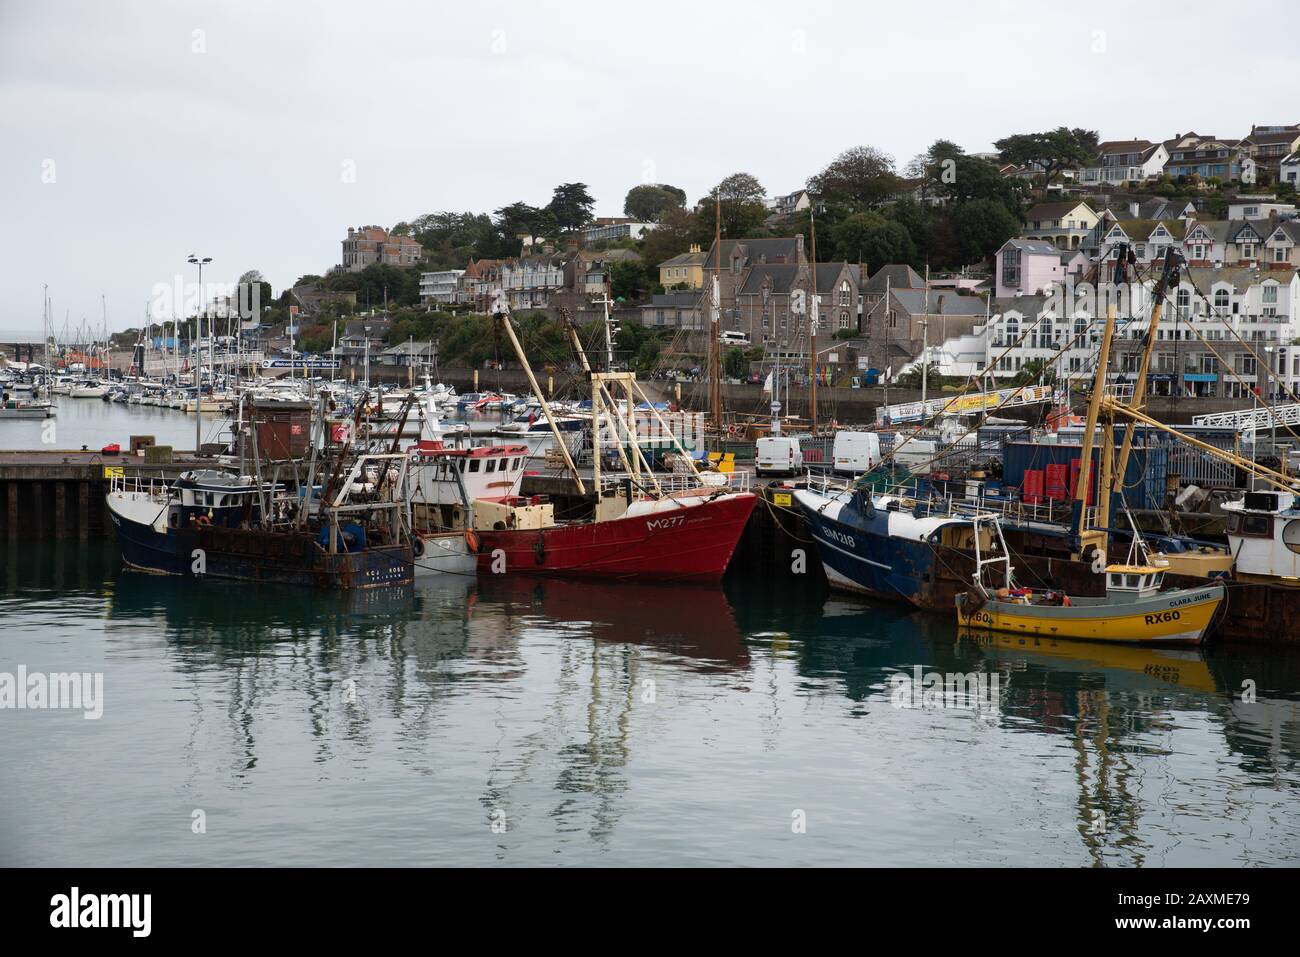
1110, 247, 1180, 526
495, 306, 586, 495
1071, 244, 1129, 557
808, 209, 819, 436
710, 195, 723, 432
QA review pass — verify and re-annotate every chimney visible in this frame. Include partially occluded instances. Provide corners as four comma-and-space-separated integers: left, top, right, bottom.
689, 243, 700, 254
542, 242, 555, 255
566, 238, 579, 252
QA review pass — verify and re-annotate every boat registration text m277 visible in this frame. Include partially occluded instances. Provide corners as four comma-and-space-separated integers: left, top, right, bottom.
646, 515, 684, 531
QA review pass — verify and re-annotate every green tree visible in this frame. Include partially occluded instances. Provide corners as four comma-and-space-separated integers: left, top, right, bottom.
994, 127, 1099, 191
807, 145, 899, 208
639, 206, 700, 271
833, 213, 916, 266
724, 346, 748, 379
623, 183, 686, 222
709, 172, 766, 203
609, 260, 654, 302
951, 198, 1021, 264
494, 202, 551, 247
547, 182, 596, 233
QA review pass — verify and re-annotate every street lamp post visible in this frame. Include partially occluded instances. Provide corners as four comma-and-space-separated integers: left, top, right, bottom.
188, 255, 212, 455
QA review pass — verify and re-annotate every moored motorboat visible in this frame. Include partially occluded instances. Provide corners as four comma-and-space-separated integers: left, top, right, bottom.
956, 515, 1223, 645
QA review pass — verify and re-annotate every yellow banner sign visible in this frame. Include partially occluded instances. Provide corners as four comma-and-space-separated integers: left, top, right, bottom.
772, 492, 792, 507
102, 466, 124, 479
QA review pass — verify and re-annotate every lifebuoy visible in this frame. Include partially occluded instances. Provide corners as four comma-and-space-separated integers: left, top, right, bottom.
464, 529, 480, 553
195, 514, 211, 527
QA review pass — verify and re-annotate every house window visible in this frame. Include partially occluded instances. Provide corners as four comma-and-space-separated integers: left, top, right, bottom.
1263, 284, 1278, 304
1001, 248, 1021, 287
886, 310, 898, 329
838, 310, 850, 329
1214, 289, 1230, 312
1241, 243, 1257, 260
1274, 246, 1289, 263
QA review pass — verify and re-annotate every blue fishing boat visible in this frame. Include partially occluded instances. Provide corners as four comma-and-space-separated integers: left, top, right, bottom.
794, 483, 979, 607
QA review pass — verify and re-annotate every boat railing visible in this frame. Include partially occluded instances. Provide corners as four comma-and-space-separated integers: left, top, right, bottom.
598, 470, 752, 496
109, 472, 171, 500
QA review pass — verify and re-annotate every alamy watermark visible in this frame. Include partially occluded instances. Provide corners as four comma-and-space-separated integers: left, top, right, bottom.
0, 666, 103, 719
889, 665, 1000, 712
147, 276, 261, 323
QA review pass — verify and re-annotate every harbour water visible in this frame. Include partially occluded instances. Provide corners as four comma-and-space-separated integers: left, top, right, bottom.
0, 394, 231, 451
2, 539, 1298, 867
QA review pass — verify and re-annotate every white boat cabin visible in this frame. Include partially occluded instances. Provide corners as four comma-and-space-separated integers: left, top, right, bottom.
1222, 490, 1300, 581
1103, 564, 1166, 602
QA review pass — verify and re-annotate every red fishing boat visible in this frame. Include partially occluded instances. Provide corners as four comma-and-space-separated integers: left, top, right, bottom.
474, 481, 756, 581
474, 303, 756, 582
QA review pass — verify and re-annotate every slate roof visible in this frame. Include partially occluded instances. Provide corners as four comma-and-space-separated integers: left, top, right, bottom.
1096, 140, 1163, 162
704, 236, 804, 267
737, 262, 854, 296
862, 264, 925, 294
1184, 266, 1296, 292
658, 249, 709, 268
890, 290, 988, 317
1108, 218, 1188, 241
381, 340, 436, 356
991, 294, 1051, 316
642, 292, 705, 308
1003, 238, 1062, 256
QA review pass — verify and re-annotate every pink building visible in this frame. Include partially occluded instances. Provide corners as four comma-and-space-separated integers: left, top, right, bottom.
995, 238, 1066, 299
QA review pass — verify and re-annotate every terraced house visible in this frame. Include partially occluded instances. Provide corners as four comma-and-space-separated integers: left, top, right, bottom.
1097, 218, 1189, 265
1109, 268, 1300, 399
1183, 219, 1300, 268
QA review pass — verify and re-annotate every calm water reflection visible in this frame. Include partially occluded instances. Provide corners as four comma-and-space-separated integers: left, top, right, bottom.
1, 542, 1297, 866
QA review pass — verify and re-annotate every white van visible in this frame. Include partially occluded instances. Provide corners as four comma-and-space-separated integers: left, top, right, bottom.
755, 435, 804, 476
720, 331, 750, 347
831, 430, 881, 474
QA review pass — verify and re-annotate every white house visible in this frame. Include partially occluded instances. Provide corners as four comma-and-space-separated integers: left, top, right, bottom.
419, 269, 466, 306
1228, 198, 1297, 220
1096, 219, 1189, 265
1079, 141, 1169, 186
1281, 152, 1300, 187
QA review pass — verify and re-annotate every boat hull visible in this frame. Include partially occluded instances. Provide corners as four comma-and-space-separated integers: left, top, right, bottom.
109, 498, 412, 589
956, 584, 1224, 645
474, 492, 757, 582
413, 532, 476, 577
794, 488, 947, 607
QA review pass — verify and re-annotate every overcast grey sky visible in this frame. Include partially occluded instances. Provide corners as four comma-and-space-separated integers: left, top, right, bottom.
2, 0, 1297, 336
